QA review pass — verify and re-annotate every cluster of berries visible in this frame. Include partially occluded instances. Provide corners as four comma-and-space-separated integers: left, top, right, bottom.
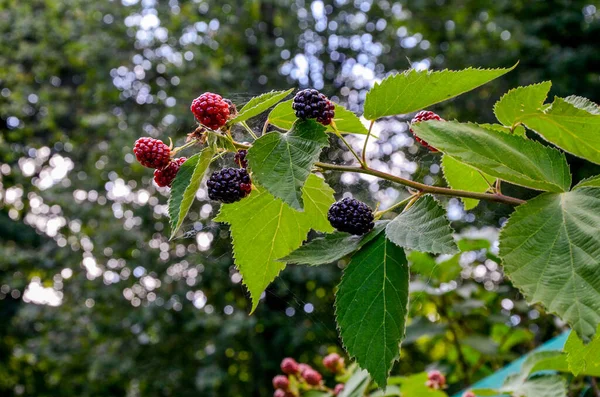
292, 89, 335, 125
273, 354, 345, 397
133, 137, 186, 188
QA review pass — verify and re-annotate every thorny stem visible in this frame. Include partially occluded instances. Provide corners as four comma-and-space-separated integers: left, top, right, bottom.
362, 120, 375, 167
231, 141, 525, 206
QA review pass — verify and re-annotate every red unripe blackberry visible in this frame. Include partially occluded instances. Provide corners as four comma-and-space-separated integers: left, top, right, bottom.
234, 149, 248, 168
301, 368, 322, 386
280, 358, 300, 375
153, 157, 187, 188
323, 353, 344, 373
292, 89, 335, 125
328, 198, 374, 236
334, 384, 345, 396
272, 375, 290, 390
207, 167, 252, 203
190, 92, 230, 130
409, 110, 444, 152
133, 137, 171, 169
425, 370, 446, 390
273, 390, 286, 397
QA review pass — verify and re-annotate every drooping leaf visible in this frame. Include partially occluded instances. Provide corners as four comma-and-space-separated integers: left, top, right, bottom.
412, 121, 571, 192
493, 81, 552, 126
363, 64, 517, 120
385, 195, 458, 255
229, 89, 293, 124
441, 155, 494, 210
247, 119, 329, 210
499, 188, 600, 340
335, 233, 409, 387
268, 100, 369, 135
214, 174, 335, 312
564, 325, 600, 376
280, 221, 387, 266
564, 95, 600, 115
523, 97, 600, 164
574, 175, 600, 189
168, 148, 214, 239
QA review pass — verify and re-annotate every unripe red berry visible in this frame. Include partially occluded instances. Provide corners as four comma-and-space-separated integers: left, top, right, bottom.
272, 375, 290, 390
133, 137, 171, 169
334, 384, 345, 395
409, 110, 444, 152
298, 363, 312, 374
462, 391, 476, 397
273, 389, 286, 397
323, 353, 344, 373
425, 370, 446, 390
281, 358, 299, 374
190, 92, 230, 130
302, 368, 322, 386
153, 157, 187, 188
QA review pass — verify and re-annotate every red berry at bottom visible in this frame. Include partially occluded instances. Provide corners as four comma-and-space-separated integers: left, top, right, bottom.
272, 375, 290, 390
154, 157, 187, 188
280, 358, 300, 374
323, 353, 344, 373
190, 92, 230, 130
334, 384, 345, 396
425, 370, 446, 390
133, 137, 171, 169
273, 390, 286, 397
409, 110, 444, 152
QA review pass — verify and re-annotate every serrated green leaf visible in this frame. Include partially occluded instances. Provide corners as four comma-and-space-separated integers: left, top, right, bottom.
215, 174, 334, 312
574, 175, 600, 189
441, 155, 494, 210
499, 188, 600, 340
564, 325, 600, 376
339, 368, 370, 397
363, 64, 517, 120
412, 121, 571, 192
268, 100, 369, 135
247, 119, 329, 210
335, 233, 409, 387
229, 89, 293, 124
522, 97, 600, 164
168, 148, 214, 238
564, 95, 600, 115
280, 221, 387, 265
385, 195, 458, 255
493, 81, 552, 126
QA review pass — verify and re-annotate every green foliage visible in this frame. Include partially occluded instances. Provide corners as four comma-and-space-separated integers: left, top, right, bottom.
441, 155, 494, 210
493, 81, 552, 126
564, 326, 600, 376
500, 188, 600, 340
363, 65, 517, 120
335, 233, 409, 387
412, 121, 572, 192
167, 148, 214, 238
385, 195, 458, 254
339, 368, 371, 397
247, 120, 329, 209
230, 89, 294, 124
564, 95, 600, 115
215, 174, 334, 311
388, 373, 447, 397
574, 174, 600, 189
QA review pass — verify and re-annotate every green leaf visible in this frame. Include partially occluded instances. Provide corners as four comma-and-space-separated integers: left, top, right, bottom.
412, 121, 571, 192
268, 100, 369, 135
214, 174, 335, 311
470, 388, 509, 396
335, 233, 409, 387
493, 81, 552, 126
369, 385, 401, 396
385, 195, 458, 255
502, 376, 567, 397
168, 148, 214, 239
280, 221, 387, 266
479, 123, 527, 137
339, 368, 370, 397
247, 119, 329, 210
229, 89, 293, 124
441, 155, 494, 210
304, 392, 330, 397
408, 251, 461, 282
392, 373, 448, 397
456, 238, 491, 252
499, 188, 600, 340
564, 95, 600, 115
363, 64, 517, 120
564, 325, 600, 376
522, 97, 600, 164
574, 175, 600, 189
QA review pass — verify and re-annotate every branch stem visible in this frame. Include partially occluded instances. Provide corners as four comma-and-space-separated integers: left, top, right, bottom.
362, 120, 375, 166
240, 121, 258, 140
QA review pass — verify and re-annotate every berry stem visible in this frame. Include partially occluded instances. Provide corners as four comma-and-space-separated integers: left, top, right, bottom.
361, 120, 375, 167
171, 138, 199, 156
240, 121, 259, 140
331, 122, 366, 167
373, 193, 419, 219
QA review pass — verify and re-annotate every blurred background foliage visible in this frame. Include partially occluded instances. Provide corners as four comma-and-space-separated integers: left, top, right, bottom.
0, 0, 599, 396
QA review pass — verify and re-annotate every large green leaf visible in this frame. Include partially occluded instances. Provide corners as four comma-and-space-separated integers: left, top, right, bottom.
268, 100, 369, 135
564, 325, 600, 376
412, 121, 571, 192
214, 174, 334, 311
247, 119, 329, 210
493, 81, 552, 126
564, 95, 600, 115
363, 64, 516, 120
168, 148, 214, 239
229, 89, 293, 124
499, 188, 600, 340
574, 175, 600, 189
335, 233, 409, 387
280, 221, 387, 266
522, 97, 600, 164
385, 195, 458, 255
441, 155, 494, 210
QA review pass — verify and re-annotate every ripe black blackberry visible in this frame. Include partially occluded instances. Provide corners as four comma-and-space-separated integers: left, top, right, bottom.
234, 149, 248, 168
327, 198, 374, 235
292, 89, 335, 125
207, 167, 252, 203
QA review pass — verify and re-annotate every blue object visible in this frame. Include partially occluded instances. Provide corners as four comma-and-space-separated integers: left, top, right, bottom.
452, 331, 570, 397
